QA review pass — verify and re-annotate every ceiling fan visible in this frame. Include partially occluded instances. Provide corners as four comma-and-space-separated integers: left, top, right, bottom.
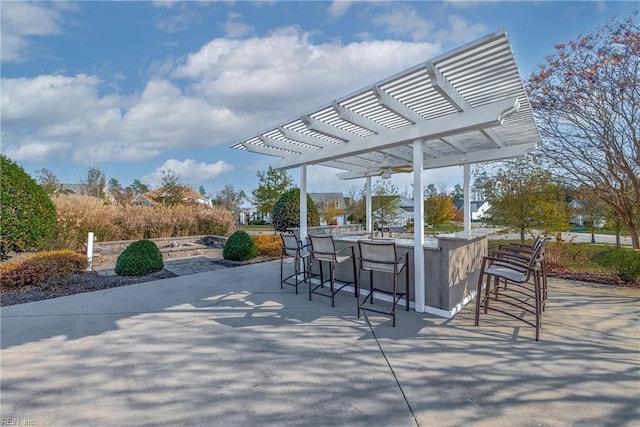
371, 157, 413, 179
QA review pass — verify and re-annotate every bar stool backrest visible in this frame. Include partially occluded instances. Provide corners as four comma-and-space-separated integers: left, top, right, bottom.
281, 233, 301, 257
358, 240, 398, 274
309, 234, 337, 262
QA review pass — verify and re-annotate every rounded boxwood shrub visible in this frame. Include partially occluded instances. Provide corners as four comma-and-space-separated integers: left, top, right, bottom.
115, 239, 164, 276
223, 230, 258, 261
272, 188, 319, 233
0, 155, 57, 259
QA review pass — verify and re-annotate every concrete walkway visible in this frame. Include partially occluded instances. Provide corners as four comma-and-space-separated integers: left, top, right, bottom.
1, 259, 639, 426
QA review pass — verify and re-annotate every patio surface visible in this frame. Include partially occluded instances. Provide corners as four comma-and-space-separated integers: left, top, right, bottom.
1, 259, 639, 426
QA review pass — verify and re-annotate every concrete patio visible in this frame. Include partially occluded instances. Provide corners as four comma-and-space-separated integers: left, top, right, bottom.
1, 259, 639, 426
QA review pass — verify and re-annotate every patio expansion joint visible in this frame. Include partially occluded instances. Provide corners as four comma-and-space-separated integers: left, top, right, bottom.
363, 311, 421, 427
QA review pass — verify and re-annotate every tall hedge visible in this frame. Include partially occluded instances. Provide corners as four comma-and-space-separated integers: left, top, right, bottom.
0, 155, 57, 258
272, 188, 319, 232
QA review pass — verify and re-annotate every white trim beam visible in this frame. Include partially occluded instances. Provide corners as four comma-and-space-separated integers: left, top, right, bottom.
278, 126, 333, 149
440, 136, 467, 153
372, 85, 423, 124
301, 115, 352, 141
241, 143, 286, 158
413, 140, 425, 313
333, 101, 389, 134
463, 163, 471, 234
481, 129, 505, 148
275, 98, 519, 170
259, 135, 304, 153
424, 142, 535, 169
426, 64, 469, 112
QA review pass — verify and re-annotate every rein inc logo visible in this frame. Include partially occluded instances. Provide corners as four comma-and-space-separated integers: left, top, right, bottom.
1, 419, 35, 426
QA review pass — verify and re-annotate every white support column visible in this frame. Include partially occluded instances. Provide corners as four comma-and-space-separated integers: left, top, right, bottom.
300, 165, 308, 243
365, 176, 372, 234
86, 232, 94, 271
413, 140, 425, 313
463, 163, 471, 234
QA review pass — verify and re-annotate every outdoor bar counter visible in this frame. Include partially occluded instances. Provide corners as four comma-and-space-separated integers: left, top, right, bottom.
303, 227, 491, 318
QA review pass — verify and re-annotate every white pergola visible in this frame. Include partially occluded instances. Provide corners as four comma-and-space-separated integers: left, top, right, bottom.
232, 30, 542, 313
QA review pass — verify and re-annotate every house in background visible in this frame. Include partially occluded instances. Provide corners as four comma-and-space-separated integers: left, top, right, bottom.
454, 200, 492, 221
309, 193, 347, 225
398, 196, 415, 224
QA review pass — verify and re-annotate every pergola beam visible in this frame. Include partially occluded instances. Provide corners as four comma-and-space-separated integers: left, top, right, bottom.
426, 64, 469, 112
332, 101, 388, 134
275, 97, 519, 170
372, 85, 423, 124
423, 142, 536, 169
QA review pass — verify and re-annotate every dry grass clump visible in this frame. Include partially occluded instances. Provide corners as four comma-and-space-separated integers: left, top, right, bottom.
1, 250, 87, 288
52, 195, 235, 250
252, 234, 283, 257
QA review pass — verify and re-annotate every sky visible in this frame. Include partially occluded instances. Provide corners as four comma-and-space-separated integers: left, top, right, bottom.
1, 0, 634, 199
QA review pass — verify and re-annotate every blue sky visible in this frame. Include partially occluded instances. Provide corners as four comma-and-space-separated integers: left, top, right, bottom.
1, 1, 634, 198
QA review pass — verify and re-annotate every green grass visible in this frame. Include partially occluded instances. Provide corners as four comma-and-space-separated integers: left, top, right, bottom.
487, 239, 633, 273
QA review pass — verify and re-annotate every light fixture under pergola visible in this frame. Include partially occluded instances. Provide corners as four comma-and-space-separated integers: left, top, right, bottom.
231, 30, 542, 314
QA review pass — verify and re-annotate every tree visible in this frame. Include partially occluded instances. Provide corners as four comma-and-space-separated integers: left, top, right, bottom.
472, 170, 491, 201
484, 158, 570, 242
526, 11, 639, 250
252, 166, 293, 220
36, 168, 61, 196
215, 184, 246, 224
424, 194, 457, 236
158, 169, 186, 206
131, 179, 149, 195
573, 187, 609, 243
372, 179, 401, 237
424, 183, 438, 197
345, 186, 365, 225
0, 155, 57, 258
271, 188, 320, 232
108, 178, 134, 205
81, 166, 107, 199
198, 185, 207, 196
449, 184, 464, 204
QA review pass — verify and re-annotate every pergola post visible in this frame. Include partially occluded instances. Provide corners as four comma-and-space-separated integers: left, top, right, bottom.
300, 165, 307, 243
365, 176, 372, 234
463, 163, 471, 234
413, 140, 425, 313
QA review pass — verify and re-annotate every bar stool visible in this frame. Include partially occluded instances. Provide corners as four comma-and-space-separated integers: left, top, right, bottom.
308, 234, 357, 307
357, 240, 409, 327
280, 233, 310, 294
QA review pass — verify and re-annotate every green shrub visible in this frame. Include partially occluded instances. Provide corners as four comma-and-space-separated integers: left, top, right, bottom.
597, 249, 640, 283
223, 231, 258, 261
115, 239, 164, 276
272, 188, 319, 233
0, 250, 87, 287
0, 155, 57, 258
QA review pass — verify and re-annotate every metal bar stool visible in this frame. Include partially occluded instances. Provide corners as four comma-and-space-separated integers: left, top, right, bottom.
474, 240, 546, 340
357, 240, 409, 327
308, 234, 357, 307
280, 233, 310, 294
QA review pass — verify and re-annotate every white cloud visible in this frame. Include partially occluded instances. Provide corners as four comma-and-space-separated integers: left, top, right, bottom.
2, 26, 442, 169
155, 3, 203, 33
0, 2, 66, 63
142, 158, 234, 188
173, 26, 440, 115
370, 5, 487, 44
371, 5, 435, 42
327, 1, 353, 18
223, 12, 254, 38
